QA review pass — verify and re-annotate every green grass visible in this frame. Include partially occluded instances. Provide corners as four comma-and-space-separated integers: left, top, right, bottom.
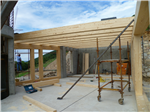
15, 71, 29, 78
43, 58, 56, 68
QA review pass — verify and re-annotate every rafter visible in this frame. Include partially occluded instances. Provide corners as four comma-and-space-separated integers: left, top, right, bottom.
15, 17, 134, 40
14, 17, 133, 48
15, 31, 132, 44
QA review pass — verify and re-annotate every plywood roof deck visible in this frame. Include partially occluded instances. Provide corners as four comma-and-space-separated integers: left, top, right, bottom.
14, 17, 134, 48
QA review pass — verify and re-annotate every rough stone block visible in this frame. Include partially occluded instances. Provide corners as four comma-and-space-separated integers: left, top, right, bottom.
144, 53, 148, 57
147, 72, 150, 77
144, 50, 149, 52
142, 72, 147, 77
144, 41, 148, 44
145, 68, 149, 72
145, 61, 150, 66
143, 66, 148, 69
144, 44, 149, 46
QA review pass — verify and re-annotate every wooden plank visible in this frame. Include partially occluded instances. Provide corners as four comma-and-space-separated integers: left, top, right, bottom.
15, 17, 134, 40
14, 31, 132, 43
14, 37, 131, 49
19, 37, 131, 46
72, 41, 131, 48
67, 75, 131, 79
15, 27, 133, 42
85, 53, 89, 74
14, 43, 59, 50
16, 76, 60, 86
133, 1, 149, 36
133, 36, 142, 95
23, 95, 57, 112
14, 31, 132, 45
41, 76, 59, 81
54, 83, 61, 87
66, 82, 97, 88
30, 48, 35, 81
17, 36, 132, 45
56, 48, 61, 78
23, 79, 59, 88
131, 41, 135, 86
34, 87, 42, 91
39, 48, 43, 80
15, 80, 33, 86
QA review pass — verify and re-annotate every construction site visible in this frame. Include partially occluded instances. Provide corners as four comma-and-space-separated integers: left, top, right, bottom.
1, 1, 150, 112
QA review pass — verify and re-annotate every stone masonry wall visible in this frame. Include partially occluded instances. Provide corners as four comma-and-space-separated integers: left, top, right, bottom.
142, 32, 150, 77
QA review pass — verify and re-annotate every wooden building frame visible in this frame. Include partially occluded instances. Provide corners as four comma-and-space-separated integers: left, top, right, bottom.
14, 0, 150, 111
15, 45, 61, 86
14, 16, 134, 85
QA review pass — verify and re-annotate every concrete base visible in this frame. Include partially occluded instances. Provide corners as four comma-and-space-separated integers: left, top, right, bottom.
1, 76, 137, 111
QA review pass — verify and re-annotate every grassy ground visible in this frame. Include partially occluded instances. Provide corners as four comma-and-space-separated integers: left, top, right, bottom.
43, 58, 56, 68
15, 58, 56, 78
15, 71, 29, 78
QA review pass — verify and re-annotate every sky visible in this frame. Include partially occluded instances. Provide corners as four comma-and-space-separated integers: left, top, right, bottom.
14, 0, 137, 61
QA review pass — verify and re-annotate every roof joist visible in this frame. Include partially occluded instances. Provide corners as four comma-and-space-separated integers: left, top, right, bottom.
15, 17, 134, 40
18, 37, 131, 46
14, 17, 134, 48
14, 44, 59, 50
14, 31, 132, 44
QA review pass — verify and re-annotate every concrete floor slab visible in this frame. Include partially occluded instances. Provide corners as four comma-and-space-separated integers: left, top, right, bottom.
1, 77, 137, 112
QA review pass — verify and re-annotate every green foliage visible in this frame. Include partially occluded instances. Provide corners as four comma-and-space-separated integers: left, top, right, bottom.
43, 50, 56, 64
22, 61, 29, 70
146, 25, 150, 31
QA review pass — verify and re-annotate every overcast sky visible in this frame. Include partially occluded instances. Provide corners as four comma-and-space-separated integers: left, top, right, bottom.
14, 0, 137, 61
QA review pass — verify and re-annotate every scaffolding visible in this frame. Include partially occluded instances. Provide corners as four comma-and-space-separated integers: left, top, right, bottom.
96, 38, 131, 105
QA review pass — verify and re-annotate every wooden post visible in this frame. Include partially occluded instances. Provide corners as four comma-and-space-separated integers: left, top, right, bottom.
131, 40, 135, 86
85, 53, 89, 74
39, 48, 43, 80
57, 47, 61, 78
133, 36, 143, 95
30, 48, 35, 81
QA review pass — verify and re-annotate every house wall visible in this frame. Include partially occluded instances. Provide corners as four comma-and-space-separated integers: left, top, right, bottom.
142, 33, 150, 77
78, 45, 130, 74
60, 46, 78, 78
1, 25, 16, 95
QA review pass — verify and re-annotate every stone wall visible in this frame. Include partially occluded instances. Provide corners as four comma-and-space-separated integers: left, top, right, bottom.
142, 32, 150, 77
